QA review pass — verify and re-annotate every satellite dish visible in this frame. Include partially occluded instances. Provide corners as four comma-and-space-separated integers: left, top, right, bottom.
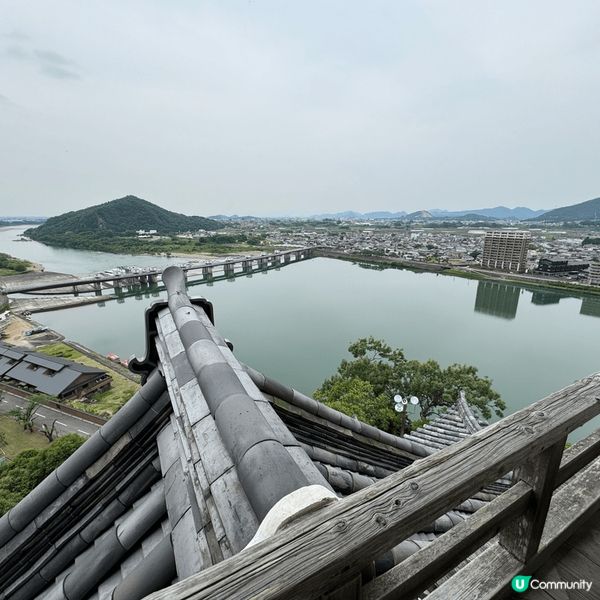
394, 404, 404, 413
410, 396, 419, 405
394, 395, 403, 404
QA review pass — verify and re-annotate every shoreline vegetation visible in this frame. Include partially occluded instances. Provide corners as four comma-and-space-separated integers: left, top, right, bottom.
0, 253, 39, 277
316, 249, 600, 299
24, 230, 272, 256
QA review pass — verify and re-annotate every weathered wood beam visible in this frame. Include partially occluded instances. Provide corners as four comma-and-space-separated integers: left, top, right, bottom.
143, 374, 600, 600
424, 455, 600, 600
361, 428, 600, 600
361, 481, 532, 600
498, 436, 566, 561
556, 428, 600, 487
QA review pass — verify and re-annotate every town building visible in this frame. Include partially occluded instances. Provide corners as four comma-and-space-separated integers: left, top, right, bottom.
0, 342, 111, 399
536, 257, 589, 275
481, 230, 530, 273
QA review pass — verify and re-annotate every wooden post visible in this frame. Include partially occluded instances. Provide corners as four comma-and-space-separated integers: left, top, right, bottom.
499, 434, 567, 562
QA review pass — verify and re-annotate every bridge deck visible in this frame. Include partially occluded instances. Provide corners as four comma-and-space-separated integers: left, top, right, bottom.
519, 517, 600, 599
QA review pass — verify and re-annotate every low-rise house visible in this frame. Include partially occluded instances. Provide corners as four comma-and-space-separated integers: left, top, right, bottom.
0, 342, 111, 399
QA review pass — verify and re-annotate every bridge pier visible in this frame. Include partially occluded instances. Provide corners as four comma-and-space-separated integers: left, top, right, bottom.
224, 262, 235, 278
242, 260, 253, 273
284, 254, 291, 264
202, 266, 213, 279
148, 273, 157, 284
93, 281, 102, 297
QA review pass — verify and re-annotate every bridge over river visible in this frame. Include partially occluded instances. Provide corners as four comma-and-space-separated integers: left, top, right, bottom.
1, 247, 315, 297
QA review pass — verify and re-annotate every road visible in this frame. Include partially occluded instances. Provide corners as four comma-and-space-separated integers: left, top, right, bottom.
0, 391, 100, 438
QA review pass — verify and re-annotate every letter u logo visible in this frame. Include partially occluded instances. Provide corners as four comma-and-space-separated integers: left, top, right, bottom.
511, 576, 532, 592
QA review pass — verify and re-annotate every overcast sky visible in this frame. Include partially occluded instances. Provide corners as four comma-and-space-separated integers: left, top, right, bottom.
1, 1, 599, 217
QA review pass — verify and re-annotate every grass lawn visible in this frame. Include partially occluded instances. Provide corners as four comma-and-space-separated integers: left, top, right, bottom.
0, 416, 48, 459
38, 343, 139, 418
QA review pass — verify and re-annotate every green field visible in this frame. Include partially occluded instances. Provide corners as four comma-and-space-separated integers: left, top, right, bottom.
38, 343, 139, 417
0, 416, 48, 459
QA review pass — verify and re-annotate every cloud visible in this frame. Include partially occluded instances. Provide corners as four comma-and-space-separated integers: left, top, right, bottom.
39, 63, 80, 80
3, 30, 29, 42
34, 49, 80, 79
4, 44, 29, 60
2, 38, 81, 80
34, 49, 72, 66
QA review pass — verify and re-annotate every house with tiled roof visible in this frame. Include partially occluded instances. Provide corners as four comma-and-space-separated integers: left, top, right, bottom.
0, 342, 110, 399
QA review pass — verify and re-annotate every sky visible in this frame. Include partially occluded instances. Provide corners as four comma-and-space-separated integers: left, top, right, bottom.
1, 1, 599, 217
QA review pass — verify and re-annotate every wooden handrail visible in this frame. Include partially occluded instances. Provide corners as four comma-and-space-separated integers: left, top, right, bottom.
361, 430, 600, 600
144, 374, 600, 600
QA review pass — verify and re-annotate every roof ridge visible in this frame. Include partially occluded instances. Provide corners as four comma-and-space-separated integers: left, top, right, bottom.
160, 266, 314, 522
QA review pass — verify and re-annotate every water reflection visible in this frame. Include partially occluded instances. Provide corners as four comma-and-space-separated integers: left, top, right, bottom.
531, 290, 563, 306
580, 296, 600, 318
474, 279, 600, 320
474, 281, 521, 320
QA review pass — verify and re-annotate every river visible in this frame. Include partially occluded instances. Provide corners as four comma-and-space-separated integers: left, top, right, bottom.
2, 225, 599, 438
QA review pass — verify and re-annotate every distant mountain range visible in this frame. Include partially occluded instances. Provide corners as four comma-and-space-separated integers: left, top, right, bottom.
208, 214, 257, 222
27, 195, 222, 244
305, 206, 545, 221
528, 196, 600, 222
429, 206, 547, 220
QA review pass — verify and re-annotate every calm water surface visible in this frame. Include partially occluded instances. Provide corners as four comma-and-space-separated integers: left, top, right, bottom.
0, 226, 182, 274
3, 226, 599, 438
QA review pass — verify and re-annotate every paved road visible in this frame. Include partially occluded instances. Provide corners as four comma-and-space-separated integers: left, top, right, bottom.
0, 391, 100, 438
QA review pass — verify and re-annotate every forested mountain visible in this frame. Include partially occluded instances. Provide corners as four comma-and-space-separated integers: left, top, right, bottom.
27, 196, 221, 241
529, 197, 600, 222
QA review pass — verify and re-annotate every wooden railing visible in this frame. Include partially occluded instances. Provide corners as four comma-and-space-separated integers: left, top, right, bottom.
145, 374, 600, 600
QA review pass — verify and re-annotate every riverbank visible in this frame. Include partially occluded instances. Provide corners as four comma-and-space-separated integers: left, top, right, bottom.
316, 249, 600, 298
0, 252, 41, 277
0, 271, 77, 293
9, 295, 116, 314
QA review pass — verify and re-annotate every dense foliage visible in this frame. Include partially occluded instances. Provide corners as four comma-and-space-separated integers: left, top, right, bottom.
0, 253, 33, 276
0, 434, 84, 516
26, 195, 223, 246
314, 337, 505, 435
24, 229, 266, 255
582, 237, 600, 246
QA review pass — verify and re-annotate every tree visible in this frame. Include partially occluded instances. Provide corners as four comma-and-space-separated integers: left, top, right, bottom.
314, 337, 505, 434
335, 337, 406, 398
42, 420, 58, 443
470, 250, 481, 260
399, 360, 504, 421
314, 377, 399, 435
0, 434, 84, 516
9, 397, 40, 432
0, 431, 7, 459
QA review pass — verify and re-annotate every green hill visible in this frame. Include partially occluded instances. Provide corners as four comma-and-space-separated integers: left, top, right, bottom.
530, 197, 600, 222
27, 195, 221, 240
25, 196, 228, 254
